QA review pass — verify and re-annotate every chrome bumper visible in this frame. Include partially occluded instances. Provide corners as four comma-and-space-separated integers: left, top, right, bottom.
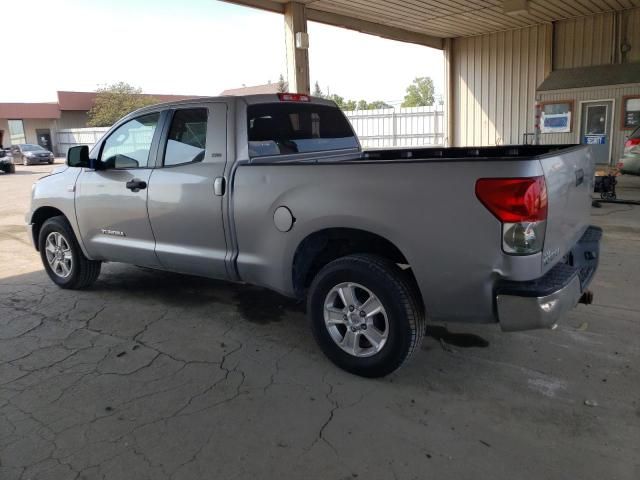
495, 225, 602, 332
497, 275, 582, 331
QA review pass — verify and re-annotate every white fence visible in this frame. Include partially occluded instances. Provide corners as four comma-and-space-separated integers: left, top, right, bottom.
56, 127, 109, 156
56, 105, 446, 155
345, 105, 445, 149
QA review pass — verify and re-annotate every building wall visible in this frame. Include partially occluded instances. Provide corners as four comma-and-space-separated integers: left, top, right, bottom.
451, 24, 551, 146
0, 118, 59, 152
450, 8, 640, 148
538, 83, 640, 163
622, 8, 640, 64
553, 13, 616, 69
58, 111, 90, 129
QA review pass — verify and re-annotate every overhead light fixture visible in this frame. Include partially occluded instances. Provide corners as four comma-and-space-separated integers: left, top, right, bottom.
504, 0, 529, 15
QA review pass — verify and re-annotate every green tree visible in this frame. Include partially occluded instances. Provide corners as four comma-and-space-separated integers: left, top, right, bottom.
343, 99, 357, 111
327, 93, 345, 109
312, 81, 324, 98
356, 99, 368, 110
87, 82, 158, 127
367, 100, 392, 109
277, 74, 289, 93
401, 76, 435, 107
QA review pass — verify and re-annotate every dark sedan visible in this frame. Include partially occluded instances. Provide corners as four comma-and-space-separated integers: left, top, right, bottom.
11, 144, 55, 166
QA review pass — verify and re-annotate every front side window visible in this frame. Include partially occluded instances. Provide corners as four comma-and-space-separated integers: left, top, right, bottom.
100, 113, 160, 169
164, 108, 208, 166
8, 120, 26, 145
247, 103, 358, 157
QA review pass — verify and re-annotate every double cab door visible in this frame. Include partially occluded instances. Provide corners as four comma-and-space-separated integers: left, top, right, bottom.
74, 103, 229, 280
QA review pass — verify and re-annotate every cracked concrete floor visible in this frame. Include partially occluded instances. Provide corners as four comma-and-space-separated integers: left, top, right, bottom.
1, 164, 639, 480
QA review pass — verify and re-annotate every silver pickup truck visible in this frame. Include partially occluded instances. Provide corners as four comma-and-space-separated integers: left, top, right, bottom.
27, 94, 601, 377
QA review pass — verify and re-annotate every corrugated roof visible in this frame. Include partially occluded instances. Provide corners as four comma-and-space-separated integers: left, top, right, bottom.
220, 83, 281, 95
57, 91, 203, 111
537, 63, 640, 91
0, 103, 60, 119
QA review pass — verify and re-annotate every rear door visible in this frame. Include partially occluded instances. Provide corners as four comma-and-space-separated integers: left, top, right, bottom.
538, 146, 594, 272
146, 103, 229, 279
75, 112, 163, 267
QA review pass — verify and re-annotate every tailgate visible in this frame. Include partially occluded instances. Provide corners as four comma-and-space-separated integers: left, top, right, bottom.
539, 145, 594, 273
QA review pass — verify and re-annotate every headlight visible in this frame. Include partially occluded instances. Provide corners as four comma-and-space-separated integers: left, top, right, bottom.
25, 152, 35, 157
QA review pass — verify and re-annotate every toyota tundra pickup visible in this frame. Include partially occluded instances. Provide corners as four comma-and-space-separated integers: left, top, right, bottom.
27, 94, 601, 377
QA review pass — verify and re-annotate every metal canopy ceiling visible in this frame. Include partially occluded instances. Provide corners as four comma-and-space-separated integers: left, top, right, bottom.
225, 0, 640, 48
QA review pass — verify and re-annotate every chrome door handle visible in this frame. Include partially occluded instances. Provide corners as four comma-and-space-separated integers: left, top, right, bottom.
214, 177, 226, 196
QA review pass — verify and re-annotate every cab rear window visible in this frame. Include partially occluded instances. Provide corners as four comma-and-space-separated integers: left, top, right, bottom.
247, 103, 358, 157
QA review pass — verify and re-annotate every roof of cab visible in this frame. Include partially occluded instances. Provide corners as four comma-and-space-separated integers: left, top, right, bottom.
128, 94, 336, 115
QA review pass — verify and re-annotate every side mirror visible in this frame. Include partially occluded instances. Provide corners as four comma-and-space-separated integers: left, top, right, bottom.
66, 145, 90, 168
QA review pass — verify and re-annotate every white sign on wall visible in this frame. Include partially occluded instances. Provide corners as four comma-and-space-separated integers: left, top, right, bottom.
541, 112, 571, 133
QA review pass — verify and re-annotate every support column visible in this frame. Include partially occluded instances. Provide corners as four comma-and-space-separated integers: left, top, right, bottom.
443, 38, 455, 147
284, 2, 310, 94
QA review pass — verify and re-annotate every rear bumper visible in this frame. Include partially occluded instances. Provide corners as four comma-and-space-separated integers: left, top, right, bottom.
495, 226, 602, 332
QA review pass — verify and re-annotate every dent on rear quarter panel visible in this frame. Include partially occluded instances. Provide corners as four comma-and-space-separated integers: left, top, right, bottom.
233, 158, 545, 324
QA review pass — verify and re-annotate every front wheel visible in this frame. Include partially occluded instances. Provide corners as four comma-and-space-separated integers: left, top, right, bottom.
308, 254, 425, 377
22, 157, 29, 166
38, 216, 101, 289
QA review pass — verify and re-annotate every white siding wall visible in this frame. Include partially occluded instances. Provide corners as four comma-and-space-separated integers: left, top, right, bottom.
450, 8, 640, 148
451, 24, 551, 147
623, 8, 640, 64
553, 13, 616, 69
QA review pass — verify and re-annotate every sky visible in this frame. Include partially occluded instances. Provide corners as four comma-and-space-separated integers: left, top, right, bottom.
1, 0, 444, 106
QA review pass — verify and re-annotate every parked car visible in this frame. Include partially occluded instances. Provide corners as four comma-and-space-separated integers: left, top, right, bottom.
0, 148, 15, 174
26, 94, 601, 377
11, 144, 54, 166
620, 126, 640, 175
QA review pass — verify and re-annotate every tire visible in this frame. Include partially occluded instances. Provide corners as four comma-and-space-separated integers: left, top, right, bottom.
23, 157, 29, 166
308, 254, 425, 377
9, 164, 15, 174
38, 216, 101, 289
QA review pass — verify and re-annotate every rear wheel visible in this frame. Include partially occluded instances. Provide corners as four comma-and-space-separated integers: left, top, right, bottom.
38, 216, 101, 289
308, 254, 425, 377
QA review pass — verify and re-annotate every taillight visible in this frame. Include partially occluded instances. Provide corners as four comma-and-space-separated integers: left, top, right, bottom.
278, 93, 310, 102
476, 176, 548, 255
624, 138, 640, 154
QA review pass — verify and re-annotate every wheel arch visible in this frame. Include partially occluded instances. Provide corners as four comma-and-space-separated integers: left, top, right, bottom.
291, 227, 423, 310
30, 206, 69, 251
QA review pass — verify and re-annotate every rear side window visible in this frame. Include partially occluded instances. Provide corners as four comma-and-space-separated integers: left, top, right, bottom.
164, 108, 208, 166
247, 103, 358, 157
631, 126, 640, 139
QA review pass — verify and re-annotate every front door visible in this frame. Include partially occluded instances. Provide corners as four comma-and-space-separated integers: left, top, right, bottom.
147, 103, 229, 279
580, 101, 613, 165
75, 112, 162, 267
36, 129, 53, 151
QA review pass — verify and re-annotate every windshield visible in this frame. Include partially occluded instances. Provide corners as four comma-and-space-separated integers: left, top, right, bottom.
22, 144, 46, 152
247, 103, 358, 158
